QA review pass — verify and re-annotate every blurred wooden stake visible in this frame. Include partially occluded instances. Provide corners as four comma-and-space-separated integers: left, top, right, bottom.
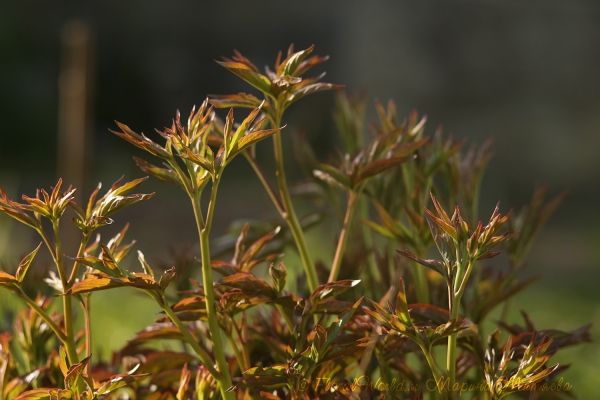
58, 20, 92, 195
57, 20, 94, 253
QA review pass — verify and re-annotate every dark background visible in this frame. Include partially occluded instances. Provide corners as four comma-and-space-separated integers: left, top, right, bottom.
1, 0, 599, 396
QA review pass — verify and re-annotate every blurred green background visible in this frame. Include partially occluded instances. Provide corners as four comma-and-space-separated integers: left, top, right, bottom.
0, 1, 599, 398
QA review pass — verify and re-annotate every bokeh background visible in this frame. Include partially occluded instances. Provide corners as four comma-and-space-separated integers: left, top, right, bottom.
1, 1, 599, 397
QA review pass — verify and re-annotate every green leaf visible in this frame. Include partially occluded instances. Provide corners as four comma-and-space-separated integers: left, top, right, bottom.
137, 250, 154, 278
0, 271, 18, 284
219, 272, 275, 298
279, 45, 314, 77
324, 297, 363, 351
396, 249, 448, 279
14, 389, 73, 400
209, 93, 263, 109
228, 127, 282, 159
269, 262, 287, 293
182, 148, 214, 174
0, 206, 40, 230
134, 157, 186, 190
310, 279, 360, 305
312, 163, 351, 190
159, 267, 176, 290
216, 61, 272, 94
96, 372, 150, 395
24, 252, 53, 286
357, 155, 411, 184
227, 103, 264, 157
66, 275, 160, 295
395, 279, 412, 326
64, 356, 91, 392
286, 82, 344, 105
70, 255, 119, 278
100, 244, 127, 277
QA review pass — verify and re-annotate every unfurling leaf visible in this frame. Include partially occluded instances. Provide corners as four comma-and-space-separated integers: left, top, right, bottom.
159, 267, 176, 290
269, 262, 287, 293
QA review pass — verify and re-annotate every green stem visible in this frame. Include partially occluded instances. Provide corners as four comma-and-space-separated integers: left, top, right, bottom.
17, 288, 67, 343
68, 232, 91, 285
50, 221, 85, 394
328, 190, 359, 282
275, 303, 294, 334
232, 317, 251, 371
191, 178, 235, 400
82, 295, 92, 374
243, 152, 285, 215
40, 222, 80, 372
158, 293, 220, 378
270, 111, 319, 292
412, 243, 430, 304
446, 303, 459, 396
446, 257, 472, 398
226, 333, 246, 372
358, 194, 379, 297
419, 344, 449, 400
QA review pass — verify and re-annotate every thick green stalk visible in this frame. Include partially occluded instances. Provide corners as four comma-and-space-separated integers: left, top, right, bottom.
191, 179, 235, 400
328, 191, 359, 282
446, 257, 472, 396
48, 222, 79, 367
270, 111, 319, 292
446, 302, 459, 396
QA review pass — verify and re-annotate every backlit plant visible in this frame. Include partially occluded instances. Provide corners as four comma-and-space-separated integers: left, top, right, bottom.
0, 45, 590, 400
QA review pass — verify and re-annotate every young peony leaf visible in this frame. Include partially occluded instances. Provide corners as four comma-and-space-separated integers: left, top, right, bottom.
396, 249, 448, 279
278, 44, 314, 77
66, 274, 160, 295
269, 262, 287, 293
133, 157, 186, 190
64, 355, 91, 392
159, 267, 176, 290
14, 388, 73, 400
356, 155, 412, 184
209, 93, 263, 109
96, 372, 150, 395
215, 61, 272, 94
0, 271, 18, 285
310, 279, 360, 304
227, 127, 282, 160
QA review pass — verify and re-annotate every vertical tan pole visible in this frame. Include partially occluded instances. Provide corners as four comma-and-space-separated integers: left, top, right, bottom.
57, 20, 94, 254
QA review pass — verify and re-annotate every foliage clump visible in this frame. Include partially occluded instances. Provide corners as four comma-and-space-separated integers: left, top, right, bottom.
0, 45, 590, 400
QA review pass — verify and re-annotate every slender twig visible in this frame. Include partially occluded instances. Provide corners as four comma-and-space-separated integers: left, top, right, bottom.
81, 295, 92, 375
243, 152, 285, 215
328, 190, 359, 282
225, 333, 246, 372
68, 232, 91, 285
232, 317, 251, 371
16, 288, 67, 343
358, 195, 380, 297
157, 293, 220, 378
